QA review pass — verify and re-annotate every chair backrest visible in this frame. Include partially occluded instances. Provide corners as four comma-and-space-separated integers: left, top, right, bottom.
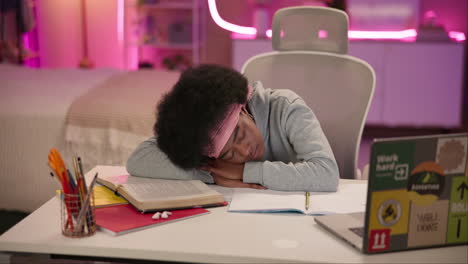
241, 7, 375, 179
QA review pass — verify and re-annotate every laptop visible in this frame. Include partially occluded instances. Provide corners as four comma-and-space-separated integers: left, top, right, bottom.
315, 133, 468, 254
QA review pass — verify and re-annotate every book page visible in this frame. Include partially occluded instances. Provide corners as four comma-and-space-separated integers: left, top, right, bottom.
96, 174, 129, 190
123, 180, 210, 202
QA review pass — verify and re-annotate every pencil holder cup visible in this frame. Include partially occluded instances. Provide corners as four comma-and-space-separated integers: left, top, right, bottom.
60, 192, 96, 238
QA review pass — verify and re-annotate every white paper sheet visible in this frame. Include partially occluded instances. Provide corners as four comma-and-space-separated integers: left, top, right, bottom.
228, 182, 367, 215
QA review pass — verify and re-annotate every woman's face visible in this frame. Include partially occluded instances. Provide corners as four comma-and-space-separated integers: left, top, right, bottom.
218, 109, 265, 164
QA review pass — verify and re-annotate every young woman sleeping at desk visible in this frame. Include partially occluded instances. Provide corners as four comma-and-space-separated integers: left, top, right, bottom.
126, 64, 339, 192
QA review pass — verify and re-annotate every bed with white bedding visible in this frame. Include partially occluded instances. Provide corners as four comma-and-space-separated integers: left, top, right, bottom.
0, 64, 180, 212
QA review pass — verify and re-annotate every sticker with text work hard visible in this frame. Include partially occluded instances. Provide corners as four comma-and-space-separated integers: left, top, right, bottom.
447, 176, 468, 244
371, 141, 415, 191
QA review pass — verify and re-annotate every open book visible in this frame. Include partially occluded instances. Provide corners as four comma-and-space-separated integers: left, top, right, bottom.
96, 174, 225, 212
228, 185, 367, 215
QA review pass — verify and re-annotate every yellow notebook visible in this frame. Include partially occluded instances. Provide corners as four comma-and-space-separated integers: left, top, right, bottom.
57, 186, 129, 208
93, 185, 128, 208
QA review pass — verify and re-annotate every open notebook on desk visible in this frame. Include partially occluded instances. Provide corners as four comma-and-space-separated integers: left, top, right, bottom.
228, 183, 367, 215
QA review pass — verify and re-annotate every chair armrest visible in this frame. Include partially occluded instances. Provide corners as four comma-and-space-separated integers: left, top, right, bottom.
361, 164, 369, 180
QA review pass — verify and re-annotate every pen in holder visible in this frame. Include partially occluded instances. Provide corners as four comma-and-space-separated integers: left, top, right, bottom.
48, 149, 98, 237
60, 191, 96, 237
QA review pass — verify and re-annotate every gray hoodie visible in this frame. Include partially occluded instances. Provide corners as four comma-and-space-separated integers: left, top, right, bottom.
126, 81, 339, 192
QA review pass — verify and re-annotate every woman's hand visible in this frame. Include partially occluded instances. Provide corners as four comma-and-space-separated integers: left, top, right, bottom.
200, 159, 266, 189
206, 159, 244, 180
212, 174, 266, 189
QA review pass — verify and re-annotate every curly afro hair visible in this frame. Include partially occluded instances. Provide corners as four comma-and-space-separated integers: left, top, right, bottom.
155, 64, 249, 169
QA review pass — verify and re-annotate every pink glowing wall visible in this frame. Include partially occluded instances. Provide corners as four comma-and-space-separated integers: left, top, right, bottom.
204, 0, 466, 65
85, 0, 125, 69
34, 0, 466, 69
35, 0, 125, 69
210, 0, 467, 34
419, 0, 467, 34
36, 0, 83, 68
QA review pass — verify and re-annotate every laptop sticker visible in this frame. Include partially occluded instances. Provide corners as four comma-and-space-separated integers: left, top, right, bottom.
368, 229, 391, 252
436, 137, 467, 175
372, 141, 415, 191
407, 200, 449, 247
377, 199, 401, 227
407, 161, 445, 199
369, 189, 409, 235
447, 176, 468, 244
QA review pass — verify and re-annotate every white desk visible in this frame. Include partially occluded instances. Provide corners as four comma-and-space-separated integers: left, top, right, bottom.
1, 166, 467, 263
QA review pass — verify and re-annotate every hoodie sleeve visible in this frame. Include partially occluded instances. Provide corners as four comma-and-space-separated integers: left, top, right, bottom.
126, 137, 214, 183
243, 96, 339, 192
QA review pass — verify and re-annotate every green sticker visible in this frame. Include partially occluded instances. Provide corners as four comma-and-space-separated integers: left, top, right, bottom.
447, 176, 468, 243
370, 141, 415, 191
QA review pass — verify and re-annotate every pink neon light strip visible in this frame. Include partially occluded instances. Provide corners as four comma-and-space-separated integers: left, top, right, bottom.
117, 0, 124, 44
208, 0, 465, 42
207, 0, 256, 35
348, 29, 417, 39
449, 31, 466, 41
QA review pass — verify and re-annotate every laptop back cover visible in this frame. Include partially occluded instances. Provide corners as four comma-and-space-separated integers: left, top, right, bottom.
363, 133, 468, 254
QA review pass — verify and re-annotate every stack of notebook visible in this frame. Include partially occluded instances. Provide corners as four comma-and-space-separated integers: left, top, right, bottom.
93, 173, 226, 236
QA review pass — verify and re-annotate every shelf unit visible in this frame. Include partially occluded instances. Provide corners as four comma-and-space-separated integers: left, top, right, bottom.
124, 0, 205, 70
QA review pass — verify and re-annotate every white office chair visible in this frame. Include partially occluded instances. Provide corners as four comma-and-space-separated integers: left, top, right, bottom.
241, 7, 375, 179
